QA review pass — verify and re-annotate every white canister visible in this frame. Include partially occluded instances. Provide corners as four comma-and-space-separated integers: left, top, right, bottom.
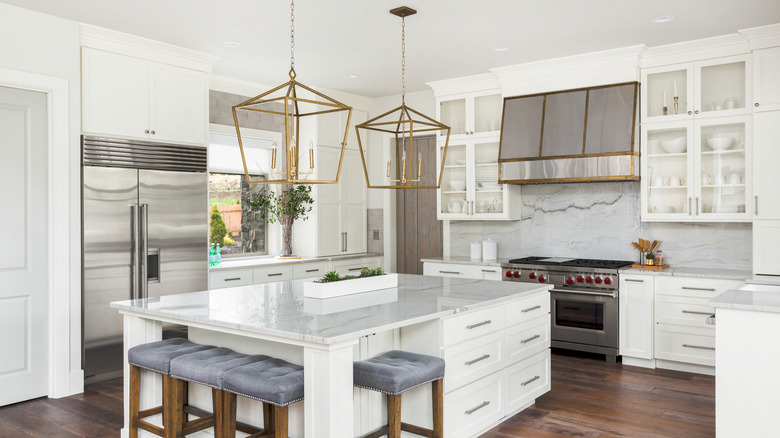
470, 242, 482, 260
482, 239, 497, 261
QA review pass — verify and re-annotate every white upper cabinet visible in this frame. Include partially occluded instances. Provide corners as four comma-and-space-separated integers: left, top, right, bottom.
438, 92, 503, 140
753, 47, 780, 112
753, 111, 780, 219
641, 55, 751, 123
82, 47, 207, 145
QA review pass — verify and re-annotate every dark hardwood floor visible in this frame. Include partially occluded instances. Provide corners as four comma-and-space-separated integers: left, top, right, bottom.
0, 352, 714, 437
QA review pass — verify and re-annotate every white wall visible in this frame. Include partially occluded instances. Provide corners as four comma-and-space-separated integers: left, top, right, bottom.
0, 3, 83, 395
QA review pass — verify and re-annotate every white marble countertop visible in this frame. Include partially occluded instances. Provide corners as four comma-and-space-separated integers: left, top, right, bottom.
623, 266, 752, 281
212, 252, 383, 271
711, 283, 780, 313
420, 256, 508, 267
111, 274, 551, 345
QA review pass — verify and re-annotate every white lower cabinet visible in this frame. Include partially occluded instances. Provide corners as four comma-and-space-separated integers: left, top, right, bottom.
445, 371, 505, 438
209, 268, 253, 288
505, 350, 551, 413
423, 261, 503, 281
252, 265, 293, 284
329, 256, 382, 277
443, 330, 505, 391
654, 324, 716, 367
619, 274, 655, 360
754, 220, 780, 276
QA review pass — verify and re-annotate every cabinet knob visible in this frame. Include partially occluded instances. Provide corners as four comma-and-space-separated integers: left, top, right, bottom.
755, 102, 760, 107
144, 129, 150, 134
150, 130, 156, 135
687, 111, 692, 115
694, 110, 699, 114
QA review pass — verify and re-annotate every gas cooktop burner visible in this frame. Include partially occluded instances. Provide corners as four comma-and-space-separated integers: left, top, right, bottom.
506, 257, 634, 270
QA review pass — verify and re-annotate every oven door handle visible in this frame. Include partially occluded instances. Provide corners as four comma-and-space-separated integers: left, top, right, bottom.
551, 288, 617, 299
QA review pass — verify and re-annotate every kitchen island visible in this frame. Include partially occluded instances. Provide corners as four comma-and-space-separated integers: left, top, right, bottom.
111, 274, 552, 437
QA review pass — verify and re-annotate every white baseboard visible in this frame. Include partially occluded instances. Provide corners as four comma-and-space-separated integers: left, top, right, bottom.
621, 356, 656, 369
655, 359, 715, 376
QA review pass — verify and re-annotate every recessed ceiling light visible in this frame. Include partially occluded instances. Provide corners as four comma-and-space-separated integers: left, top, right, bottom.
494, 45, 511, 52
223, 41, 242, 48
650, 16, 674, 24
345, 74, 360, 79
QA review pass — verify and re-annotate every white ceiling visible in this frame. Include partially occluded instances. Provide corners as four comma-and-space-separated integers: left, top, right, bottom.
3, 0, 780, 97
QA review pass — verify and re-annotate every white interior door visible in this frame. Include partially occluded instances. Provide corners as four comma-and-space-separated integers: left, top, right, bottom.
0, 85, 48, 405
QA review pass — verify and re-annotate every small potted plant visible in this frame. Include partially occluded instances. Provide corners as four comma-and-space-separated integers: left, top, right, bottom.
304, 267, 397, 299
248, 184, 313, 258
645, 253, 655, 266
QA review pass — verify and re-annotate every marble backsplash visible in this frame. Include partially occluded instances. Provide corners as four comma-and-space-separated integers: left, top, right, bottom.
448, 182, 752, 270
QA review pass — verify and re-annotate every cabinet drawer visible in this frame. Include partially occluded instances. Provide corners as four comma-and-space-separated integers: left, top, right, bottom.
330, 256, 382, 276
423, 262, 481, 279
293, 261, 329, 279
505, 318, 550, 367
253, 265, 293, 283
444, 371, 504, 438
210, 269, 253, 289
655, 295, 716, 329
655, 276, 744, 298
655, 323, 715, 367
505, 349, 551, 414
443, 330, 504, 392
442, 305, 505, 347
477, 266, 502, 281
504, 292, 550, 326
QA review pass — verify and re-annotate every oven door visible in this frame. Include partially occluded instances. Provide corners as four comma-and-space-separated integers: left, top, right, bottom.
550, 288, 618, 349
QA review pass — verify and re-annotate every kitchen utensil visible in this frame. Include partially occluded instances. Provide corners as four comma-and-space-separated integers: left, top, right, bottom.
631, 242, 642, 251
650, 240, 660, 253
660, 136, 687, 153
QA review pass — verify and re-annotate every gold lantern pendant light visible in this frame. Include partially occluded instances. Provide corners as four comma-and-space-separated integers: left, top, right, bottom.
232, 0, 353, 185
355, 6, 451, 189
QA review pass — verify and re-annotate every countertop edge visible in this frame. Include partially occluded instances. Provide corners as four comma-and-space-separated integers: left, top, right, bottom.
622, 267, 752, 281
710, 288, 780, 314
211, 252, 384, 271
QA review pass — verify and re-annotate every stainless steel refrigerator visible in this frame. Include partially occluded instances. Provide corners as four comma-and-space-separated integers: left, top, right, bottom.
81, 136, 208, 381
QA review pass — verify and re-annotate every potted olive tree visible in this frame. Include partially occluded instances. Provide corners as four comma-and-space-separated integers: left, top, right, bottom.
248, 184, 314, 258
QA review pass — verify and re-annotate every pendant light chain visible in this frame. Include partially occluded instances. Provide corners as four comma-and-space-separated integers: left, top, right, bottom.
289, 0, 295, 76
401, 14, 406, 104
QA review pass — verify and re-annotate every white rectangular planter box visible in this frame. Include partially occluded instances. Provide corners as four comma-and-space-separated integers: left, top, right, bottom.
303, 273, 399, 299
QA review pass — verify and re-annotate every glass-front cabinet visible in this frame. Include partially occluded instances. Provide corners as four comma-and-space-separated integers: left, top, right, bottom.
641, 55, 751, 123
437, 139, 519, 220
438, 92, 503, 138
642, 116, 751, 221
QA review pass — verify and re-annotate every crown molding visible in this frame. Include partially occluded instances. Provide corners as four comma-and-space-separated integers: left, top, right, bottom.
740, 22, 780, 50
641, 33, 749, 68
426, 72, 500, 97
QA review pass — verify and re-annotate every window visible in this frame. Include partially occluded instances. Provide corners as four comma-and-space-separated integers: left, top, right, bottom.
209, 172, 267, 256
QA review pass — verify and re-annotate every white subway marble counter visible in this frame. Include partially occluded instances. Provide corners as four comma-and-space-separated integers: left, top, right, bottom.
111, 273, 551, 345
211, 252, 382, 270
710, 283, 780, 313
420, 256, 508, 267
623, 266, 751, 281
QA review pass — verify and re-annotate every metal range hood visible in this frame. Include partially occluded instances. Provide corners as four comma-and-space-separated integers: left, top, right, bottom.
498, 82, 639, 184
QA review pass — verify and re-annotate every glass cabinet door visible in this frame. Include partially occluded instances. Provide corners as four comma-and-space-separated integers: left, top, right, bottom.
643, 123, 693, 217
472, 142, 503, 217
696, 56, 749, 117
439, 142, 467, 216
474, 94, 503, 135
643, 66, 691, 122
440, 98, 467, 136
695, 118, 750, 218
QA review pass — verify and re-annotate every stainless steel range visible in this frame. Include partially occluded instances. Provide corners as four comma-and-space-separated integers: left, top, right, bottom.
501, 257, 634, 363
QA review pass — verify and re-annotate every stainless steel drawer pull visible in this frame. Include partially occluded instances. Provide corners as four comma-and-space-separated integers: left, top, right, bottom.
349, 267, 365, 272
465, 354, 491, 366
683, 344, 715, 351
305, 269, 320, 272
268, 273, 284, 277
466, 320, 492, 330
682, 310, 713, 315
521, 334, 541, 344
465, 401, 490, 415
521, 375, 541, 386
625, 279, 644, 283
681, 287, 716, 292
439, 270, 461, 275
521, 305, 542, 313
224, 277, 242, 281
481, 269, 497, 273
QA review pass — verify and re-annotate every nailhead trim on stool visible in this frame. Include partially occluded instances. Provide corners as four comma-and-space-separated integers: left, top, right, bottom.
127, 338, 216, 438
220, 357, 305, 438
353, 350, 445, 438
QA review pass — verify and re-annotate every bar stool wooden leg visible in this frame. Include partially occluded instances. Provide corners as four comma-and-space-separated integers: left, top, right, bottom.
432, 379, 443, 438
273, 406, 288, 438
129, 365, 141, 438
162, 375, 185, 438
263, 403, 274, 433
214, 391, 237, 438
387, 394, 402, 438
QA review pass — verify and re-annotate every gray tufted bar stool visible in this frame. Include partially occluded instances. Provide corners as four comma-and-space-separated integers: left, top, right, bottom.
169, 347, 271, 437
220, 357, 305, 438
353, 350, 445, 438
127, 338, 215, 438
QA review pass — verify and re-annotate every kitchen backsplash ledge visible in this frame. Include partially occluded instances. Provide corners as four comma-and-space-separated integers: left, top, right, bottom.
448, 182, 751, 270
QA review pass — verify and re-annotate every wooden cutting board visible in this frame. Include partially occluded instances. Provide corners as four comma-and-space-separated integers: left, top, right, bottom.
631, 264, 670, 271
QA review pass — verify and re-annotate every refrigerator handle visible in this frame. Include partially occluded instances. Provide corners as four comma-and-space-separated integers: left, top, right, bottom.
130, 204, 140, 301
140, 204, 149, 299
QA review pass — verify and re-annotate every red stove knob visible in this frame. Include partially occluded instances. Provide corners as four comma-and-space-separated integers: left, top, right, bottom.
538, 275, 546, 283
595, 277, 603, 284
513, 271, 520, 278
577, 275, 584, 283
566, 277, 574, 285
506, 271, 513, 278
604, 277, 612, 285
529, 272, 536, 279
585, 276, 593, 283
